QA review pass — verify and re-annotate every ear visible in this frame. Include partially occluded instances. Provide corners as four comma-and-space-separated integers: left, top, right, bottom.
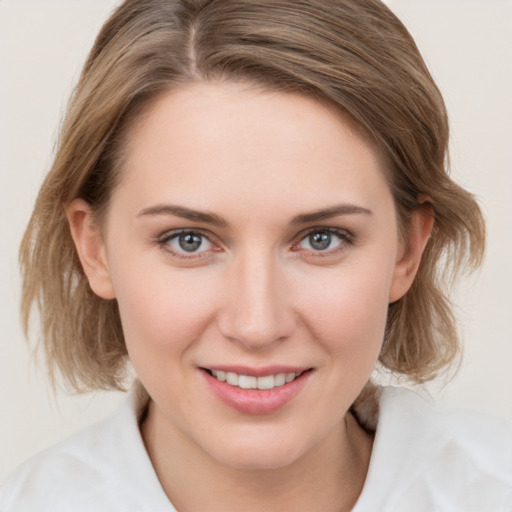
66, 199, 116, 299
389, 202, 434, 303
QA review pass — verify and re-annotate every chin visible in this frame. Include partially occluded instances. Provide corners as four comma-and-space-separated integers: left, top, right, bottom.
204, 427, 315, 471
215, 447, 303, 471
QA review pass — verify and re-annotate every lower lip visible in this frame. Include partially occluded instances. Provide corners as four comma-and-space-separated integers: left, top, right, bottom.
202, 370, 311, 415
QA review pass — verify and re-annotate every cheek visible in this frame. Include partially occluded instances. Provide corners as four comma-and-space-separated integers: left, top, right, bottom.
109, 257, 218, 367
300, 261, 393, 359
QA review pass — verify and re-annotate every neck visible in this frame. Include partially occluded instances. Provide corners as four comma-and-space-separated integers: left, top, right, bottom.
141, 401, 373, 512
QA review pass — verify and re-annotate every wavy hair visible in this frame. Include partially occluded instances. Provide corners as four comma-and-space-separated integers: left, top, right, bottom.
20, 0, 485, 392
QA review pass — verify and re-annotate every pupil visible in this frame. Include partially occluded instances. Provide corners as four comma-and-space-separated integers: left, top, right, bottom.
310, 232, 331, 250
179, 233, 202, 252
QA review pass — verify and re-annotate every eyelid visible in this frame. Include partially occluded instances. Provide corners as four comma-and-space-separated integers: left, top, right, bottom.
155, 226, 354, 261
157, 228, 220, 259
291, 226, 354, 256
292, 226, 353, 243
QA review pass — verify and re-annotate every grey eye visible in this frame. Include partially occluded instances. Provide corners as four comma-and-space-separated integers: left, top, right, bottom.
178, 233, 203, 252
297, 229, 348, 253
165, 231, 212, 254
308, 231, 332, 251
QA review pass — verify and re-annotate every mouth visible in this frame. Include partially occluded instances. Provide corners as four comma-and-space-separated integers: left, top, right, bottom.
200, 366, 314, 415
203, 368, 309, 390
200, 366, 313, 415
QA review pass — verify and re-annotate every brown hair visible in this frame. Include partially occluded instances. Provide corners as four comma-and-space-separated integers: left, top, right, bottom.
20, 0, 485, 392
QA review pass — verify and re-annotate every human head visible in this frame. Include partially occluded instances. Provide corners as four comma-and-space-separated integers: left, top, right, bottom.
20, 0, 485, 392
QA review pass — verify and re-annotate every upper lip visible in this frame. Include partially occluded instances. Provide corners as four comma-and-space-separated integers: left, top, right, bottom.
201, 365, 311, 377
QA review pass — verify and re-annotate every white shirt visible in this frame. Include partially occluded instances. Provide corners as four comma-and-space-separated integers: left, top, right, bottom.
1, 386, 511, 511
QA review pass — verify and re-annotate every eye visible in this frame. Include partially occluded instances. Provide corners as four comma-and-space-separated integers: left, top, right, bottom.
159, 230, 214, 257
295, 228, 351, 254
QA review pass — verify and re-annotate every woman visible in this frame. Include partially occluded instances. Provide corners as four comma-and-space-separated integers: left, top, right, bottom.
1, 0, 511, 510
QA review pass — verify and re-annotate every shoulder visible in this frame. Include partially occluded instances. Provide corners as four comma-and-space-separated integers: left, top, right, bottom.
380, 386, 512, 461
354, 386, 512, 512
0, 391, 172, 512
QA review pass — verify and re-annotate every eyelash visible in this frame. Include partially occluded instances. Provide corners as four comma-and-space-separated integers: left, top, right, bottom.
156, 227, 354, 260
291, 227, 353, 258
157, 229, 218, 260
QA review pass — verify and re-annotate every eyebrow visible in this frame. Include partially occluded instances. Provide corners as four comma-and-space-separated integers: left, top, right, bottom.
137, 205, 228, 227
290, 204, 372, 225
137, 203, 372, 227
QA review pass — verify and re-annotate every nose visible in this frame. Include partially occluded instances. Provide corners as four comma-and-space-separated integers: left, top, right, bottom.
217, 249, 296, 350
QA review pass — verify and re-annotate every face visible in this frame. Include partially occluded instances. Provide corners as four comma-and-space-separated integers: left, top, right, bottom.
78, 82, 419, 470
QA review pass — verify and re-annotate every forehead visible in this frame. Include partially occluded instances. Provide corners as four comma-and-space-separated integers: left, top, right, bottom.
114, 81, 392, 219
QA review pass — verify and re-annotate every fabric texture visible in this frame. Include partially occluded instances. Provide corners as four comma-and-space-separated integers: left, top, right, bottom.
1, 386, 511, 511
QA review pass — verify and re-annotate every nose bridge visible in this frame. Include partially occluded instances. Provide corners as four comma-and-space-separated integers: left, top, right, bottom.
219, 246, 294, 348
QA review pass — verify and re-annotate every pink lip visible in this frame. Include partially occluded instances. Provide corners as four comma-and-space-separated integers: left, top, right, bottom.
201, 367, 312, 415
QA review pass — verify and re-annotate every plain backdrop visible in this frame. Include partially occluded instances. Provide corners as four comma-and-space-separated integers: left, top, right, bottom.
1, 0, 511, 482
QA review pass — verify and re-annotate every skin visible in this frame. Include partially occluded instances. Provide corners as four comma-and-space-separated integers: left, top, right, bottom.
67, 82, 433, 511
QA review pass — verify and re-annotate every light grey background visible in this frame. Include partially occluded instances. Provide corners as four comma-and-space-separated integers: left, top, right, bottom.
1, 0, 511, 482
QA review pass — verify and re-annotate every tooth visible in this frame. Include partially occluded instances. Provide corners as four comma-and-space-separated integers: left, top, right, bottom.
217, 370, 300, 388
257, 375, 275, 390
274, 373, 286, 387
239, 375, 257, 389
226, 372, 239, 386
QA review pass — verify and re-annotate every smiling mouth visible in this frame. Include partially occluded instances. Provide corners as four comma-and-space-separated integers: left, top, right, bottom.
203, 369, 310, 390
